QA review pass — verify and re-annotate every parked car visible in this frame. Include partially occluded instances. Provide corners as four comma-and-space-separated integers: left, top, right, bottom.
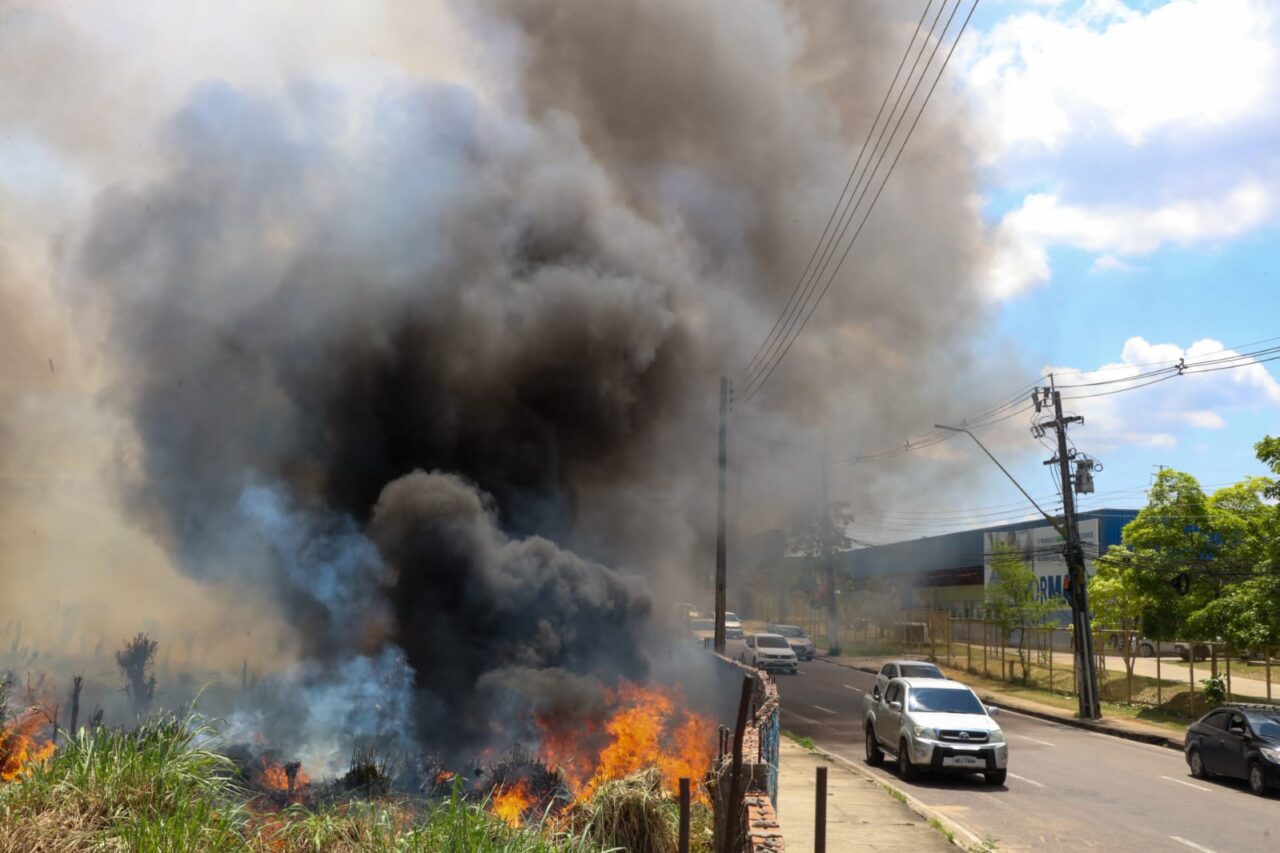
767, 624, 815, 660
1184, 703, 1280, 796
863, 677, 1008, 785
673, 602, 699, 621
741, 633, 798, 674
1129, 637, 1179, 657
872, 660, 946, 700
1176, 642, 1212, 662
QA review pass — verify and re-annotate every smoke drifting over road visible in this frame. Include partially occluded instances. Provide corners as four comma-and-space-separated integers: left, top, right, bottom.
2, 0, 992, 763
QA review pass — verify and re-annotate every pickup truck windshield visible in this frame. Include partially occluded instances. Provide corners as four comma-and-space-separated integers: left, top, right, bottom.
908, 688, 985, 714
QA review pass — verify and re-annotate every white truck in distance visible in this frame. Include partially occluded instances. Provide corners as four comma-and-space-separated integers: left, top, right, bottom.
863, 677, 1008, 785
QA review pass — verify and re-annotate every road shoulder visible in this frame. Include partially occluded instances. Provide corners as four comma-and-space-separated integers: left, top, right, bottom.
775, 737, 964, 851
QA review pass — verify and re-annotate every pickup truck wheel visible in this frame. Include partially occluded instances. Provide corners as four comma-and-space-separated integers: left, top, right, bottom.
1187, 747, 1206, 779
864, 726, 884, 766
984, 769, 1007, 786
897, 740, 920, 782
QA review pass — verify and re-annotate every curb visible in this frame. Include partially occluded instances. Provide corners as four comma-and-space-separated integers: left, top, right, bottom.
806, 743, 985, 850
815, 657, 1183, 751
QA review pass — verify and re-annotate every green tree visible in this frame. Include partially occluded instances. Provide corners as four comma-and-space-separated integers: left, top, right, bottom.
985, 542, 1055, 682
1089, 548, 1147, 678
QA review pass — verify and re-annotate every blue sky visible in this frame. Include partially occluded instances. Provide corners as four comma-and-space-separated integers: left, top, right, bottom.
942, 0, 1280, 519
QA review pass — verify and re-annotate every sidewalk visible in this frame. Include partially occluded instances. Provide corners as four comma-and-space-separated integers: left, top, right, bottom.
775, 739, 956, 852
823, 654, 1185, 749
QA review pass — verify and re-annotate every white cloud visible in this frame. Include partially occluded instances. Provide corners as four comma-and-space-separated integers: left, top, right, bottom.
963, 0, 1277, 155
1089, 253, 1134, 274
987, 182, 1273, 297
1042, 336, 1280, 451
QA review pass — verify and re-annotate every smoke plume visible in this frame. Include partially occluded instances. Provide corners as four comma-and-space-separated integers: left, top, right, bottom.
2, 0, 996, 763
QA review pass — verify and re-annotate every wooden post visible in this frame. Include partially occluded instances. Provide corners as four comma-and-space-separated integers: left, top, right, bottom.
983, 622, 989, 677
68, 675, 83, 741
724, 675, 754, 853
1267, 647, 1272, 702
1189, 653, 1195, 716
679, 778, 691, 853
815, 765, 828, 853
1048, 629, 1054, 693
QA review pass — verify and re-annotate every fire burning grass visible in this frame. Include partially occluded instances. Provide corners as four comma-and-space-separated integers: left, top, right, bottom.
0, 691, 716, 852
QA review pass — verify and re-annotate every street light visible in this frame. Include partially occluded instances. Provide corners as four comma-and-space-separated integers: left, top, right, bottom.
933, 424, 1066, 538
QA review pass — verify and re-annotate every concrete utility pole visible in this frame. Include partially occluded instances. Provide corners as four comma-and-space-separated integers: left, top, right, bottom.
819, 445, 839, 650
820, 444, 840, 655
715, 376, 730, 655
1043, 387, 1102, 720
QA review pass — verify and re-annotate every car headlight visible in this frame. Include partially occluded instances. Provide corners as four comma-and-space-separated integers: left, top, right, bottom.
1262, 746, 1280, 764
987, 730, 1005, 744
912, 725, 938, 740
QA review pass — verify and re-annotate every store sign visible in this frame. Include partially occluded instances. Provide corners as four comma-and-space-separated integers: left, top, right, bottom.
983, 518, 1099, 604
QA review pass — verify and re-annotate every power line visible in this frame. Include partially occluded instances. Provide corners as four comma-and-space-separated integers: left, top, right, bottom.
742, 0, 939, 382
742, 0, 981, 403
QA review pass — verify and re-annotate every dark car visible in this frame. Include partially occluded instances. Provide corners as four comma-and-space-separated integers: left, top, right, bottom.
1184, 703, 1280, 796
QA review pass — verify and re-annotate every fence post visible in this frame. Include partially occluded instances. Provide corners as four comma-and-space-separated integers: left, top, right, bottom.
679, 778, 691, 853
724, 675, 754, 853
1189, 652, 1195, 716
983, 623, 989, 677
1156, 651, 1162, 707
1267, 647, 1273, 703
946, 614, 952, 666
1225, 649, 1232, 702
815, 765, 828, 853
967, 621, 972, 673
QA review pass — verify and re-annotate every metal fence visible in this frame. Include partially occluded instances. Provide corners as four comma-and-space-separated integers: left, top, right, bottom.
900, 611, 1277, 713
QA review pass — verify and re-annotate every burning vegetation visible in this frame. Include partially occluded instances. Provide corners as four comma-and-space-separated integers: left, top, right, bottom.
0, 709, 55, 783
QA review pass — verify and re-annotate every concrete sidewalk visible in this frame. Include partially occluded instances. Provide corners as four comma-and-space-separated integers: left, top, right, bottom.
775, 739, 956, 852
824, 654, 1185, 749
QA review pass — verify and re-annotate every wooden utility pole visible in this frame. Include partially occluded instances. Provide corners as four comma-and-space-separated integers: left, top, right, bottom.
715, 377, 730, 655
820, 445, 839, 655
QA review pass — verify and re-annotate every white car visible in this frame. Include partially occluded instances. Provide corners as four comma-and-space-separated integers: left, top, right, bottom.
863, 677, 1008, 785
722, 611, 745, 639
742, 633, 798, 674
871, 660, 946, 701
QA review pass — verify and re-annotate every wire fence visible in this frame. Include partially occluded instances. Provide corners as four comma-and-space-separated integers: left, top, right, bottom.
870, 610, 1277, 714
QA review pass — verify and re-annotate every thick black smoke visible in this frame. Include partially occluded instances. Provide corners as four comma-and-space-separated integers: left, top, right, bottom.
62, 0, 989, 761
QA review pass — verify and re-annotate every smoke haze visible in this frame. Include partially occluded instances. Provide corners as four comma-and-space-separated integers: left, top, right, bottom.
0, 0, 1007, 763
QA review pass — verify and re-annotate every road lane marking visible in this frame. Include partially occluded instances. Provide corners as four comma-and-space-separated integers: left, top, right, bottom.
780, 708, 828, 728
843, 684, 862, 692
1011, 733, 1055, 747
811, 704, 837, 714
1170, 836, 1217, 853
1161, 775, 1211, 793
1007, 772, 1044, 788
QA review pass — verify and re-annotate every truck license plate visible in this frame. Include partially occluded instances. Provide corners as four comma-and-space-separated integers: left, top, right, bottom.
943, 756, 982, 767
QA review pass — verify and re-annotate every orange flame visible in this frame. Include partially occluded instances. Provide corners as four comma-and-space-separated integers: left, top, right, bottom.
491, 779, 535, 827
0, 710, 56, 783
259, 759, 310, 802
538, 681, 715, 804
435, 769, 456, 785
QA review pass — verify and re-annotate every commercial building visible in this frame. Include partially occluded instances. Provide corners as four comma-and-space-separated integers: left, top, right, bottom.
838, 509, 1139, 619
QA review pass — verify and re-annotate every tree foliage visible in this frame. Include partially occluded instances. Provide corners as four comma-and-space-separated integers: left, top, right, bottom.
985, 542, 1055, 681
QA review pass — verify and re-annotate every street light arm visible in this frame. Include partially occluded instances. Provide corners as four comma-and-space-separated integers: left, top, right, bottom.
934, 424, 1068, 539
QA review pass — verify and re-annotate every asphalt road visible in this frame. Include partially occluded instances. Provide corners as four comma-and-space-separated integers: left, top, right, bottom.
758, 650, 1279, 852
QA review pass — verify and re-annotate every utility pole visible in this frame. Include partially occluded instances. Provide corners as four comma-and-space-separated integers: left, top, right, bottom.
1040, 387, 1102, 720
715, 377, 730, 655
820, 444, 840, 655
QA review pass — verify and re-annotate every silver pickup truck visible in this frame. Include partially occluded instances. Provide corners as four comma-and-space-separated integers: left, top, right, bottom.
863, 676, 1008, 785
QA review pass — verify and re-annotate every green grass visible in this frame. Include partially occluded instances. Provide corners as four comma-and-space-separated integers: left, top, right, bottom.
877, 782, 908, 805
929, 816, 956, 845
0, 712, 702, 852
781, 730, 815, 750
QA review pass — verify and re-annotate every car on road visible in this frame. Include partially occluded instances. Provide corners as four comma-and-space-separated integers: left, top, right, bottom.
722, 611, 745, 639
767, 624, 815, 660
689, 618, 716, 646
741, 633, 798, 674
1184, 703, 1280, 796
863, 676, 1008, 785
872, 660, 946, 700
